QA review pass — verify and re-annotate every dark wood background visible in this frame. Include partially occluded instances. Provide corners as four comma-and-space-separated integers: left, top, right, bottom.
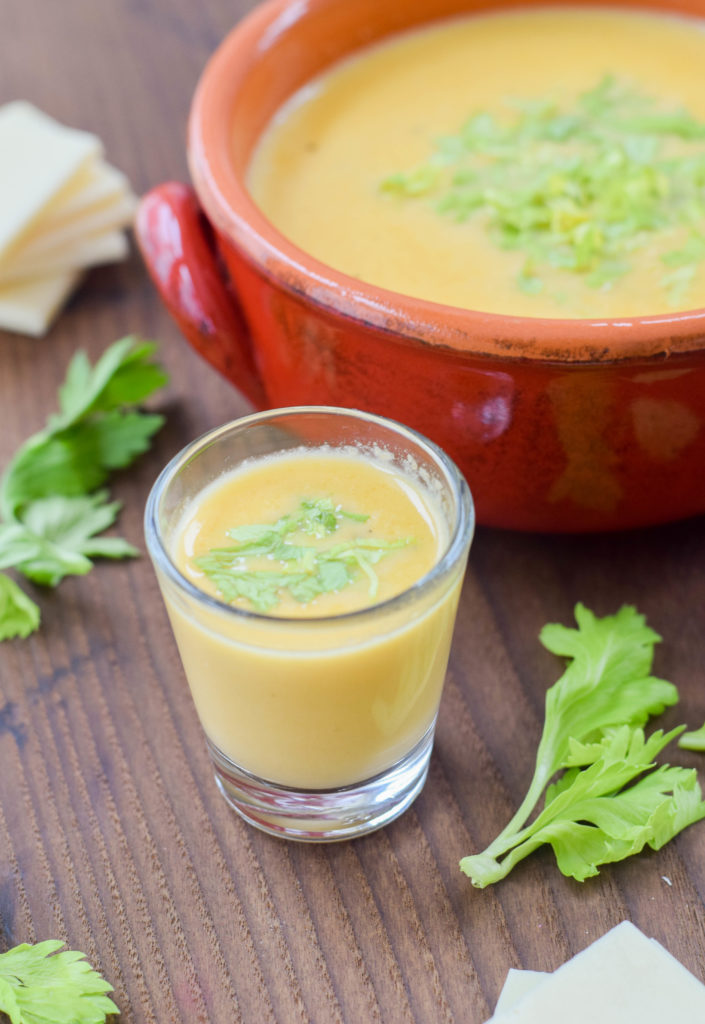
1, 1, 704, 1020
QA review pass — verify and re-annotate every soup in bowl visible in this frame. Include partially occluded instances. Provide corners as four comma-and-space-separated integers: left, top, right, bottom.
135, 0, 705, 532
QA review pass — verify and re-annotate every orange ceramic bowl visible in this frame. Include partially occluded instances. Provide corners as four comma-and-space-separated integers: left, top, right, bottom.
136, 0, 705, 532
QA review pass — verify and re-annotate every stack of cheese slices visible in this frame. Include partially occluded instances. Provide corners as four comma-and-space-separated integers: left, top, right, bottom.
0, 101, 137, 337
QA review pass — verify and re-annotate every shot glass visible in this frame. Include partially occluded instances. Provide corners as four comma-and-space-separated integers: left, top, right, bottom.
145, 407, 474, 841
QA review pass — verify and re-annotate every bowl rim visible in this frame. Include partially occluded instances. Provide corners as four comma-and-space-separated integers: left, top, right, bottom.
144, 405, 475, 627
187, 0, 705, 364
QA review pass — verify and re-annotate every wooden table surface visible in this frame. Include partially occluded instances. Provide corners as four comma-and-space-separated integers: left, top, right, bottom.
2, 2, 705, 1021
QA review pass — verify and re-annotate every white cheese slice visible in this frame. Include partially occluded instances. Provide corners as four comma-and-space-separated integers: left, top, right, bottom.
0, 269, 81, 337
39, 159, 131, 229
494, 970, 549, 1014
12, 192, 136, 263
485, 921, 705, 1023
0, 102, 101, 258
0, 230, 129, 285
9, 158, 134, 254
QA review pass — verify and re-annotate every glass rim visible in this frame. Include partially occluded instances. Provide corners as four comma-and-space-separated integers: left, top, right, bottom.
144, 405, 475, 626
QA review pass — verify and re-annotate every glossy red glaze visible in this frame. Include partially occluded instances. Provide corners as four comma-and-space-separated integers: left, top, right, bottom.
135, 183, 266, 407
136, 0, 705, 532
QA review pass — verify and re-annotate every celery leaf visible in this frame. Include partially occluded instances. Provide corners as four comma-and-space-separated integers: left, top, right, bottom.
0, 573, 40, 641
2, 337, 165, 519
678, 722, 705, 751
6, 493, 138, 586
460, 605, 705, 887
0, 336, 167, 640
0, 940, 118, 1023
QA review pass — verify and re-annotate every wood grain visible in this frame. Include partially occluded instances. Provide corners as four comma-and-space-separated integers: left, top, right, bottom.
1, 2, 705, 1021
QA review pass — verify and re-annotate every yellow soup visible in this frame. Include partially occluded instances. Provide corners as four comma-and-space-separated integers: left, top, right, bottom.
162, 449, 465, 789
248, 6, 705, 318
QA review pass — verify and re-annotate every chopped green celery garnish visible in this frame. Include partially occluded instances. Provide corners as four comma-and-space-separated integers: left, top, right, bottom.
381, 75, 705, 302
195, 497, 412, 612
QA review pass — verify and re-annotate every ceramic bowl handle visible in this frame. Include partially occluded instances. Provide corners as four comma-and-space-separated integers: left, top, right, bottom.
135, 182, 267, 408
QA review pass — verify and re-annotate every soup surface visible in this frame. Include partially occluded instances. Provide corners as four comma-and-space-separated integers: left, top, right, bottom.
248, 6, 705, 318
175, 448, 444, 616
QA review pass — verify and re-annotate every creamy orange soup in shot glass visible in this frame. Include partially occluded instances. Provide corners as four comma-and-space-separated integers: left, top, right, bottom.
145, 407, 474, 841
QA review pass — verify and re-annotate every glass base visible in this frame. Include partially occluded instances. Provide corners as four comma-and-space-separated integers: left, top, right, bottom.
207, 725, 435, 842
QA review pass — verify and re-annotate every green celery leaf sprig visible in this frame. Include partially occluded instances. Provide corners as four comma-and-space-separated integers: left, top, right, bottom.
0, 940, 118, 1023
460, 604, 705, 887
381, 74, 705, 302
195, 497, 412, 613
0, 336, 167, 641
